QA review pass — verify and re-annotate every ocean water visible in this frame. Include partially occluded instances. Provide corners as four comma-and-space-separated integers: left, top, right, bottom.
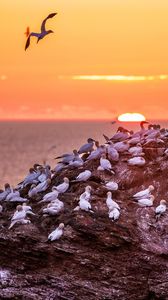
0, 120, 167, 187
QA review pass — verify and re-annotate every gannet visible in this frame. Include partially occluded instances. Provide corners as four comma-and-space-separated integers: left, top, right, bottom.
79, 194, 93, 212
78, 138, 95, 154
155, 199, 167, 219
22, 168, 41, 187
9, 205, 35, 229
79, 186, 92, 202
137, 195, 155, 207
40, 186, 59, 203
106, 142, 119, 162
86, 141, 106, 161
110, 129, 130, 142
109, 207, 120, 221
25, 13, 57, 50
28, 179, 51, 197
6, 189, 20, 201
0, 183, 11, 201
128, 156, 146, 166
97, 154, 114, 173
55, 177, 69, 193
55, 150, 79, 164
132, 185, 154, 200
128, 144, 144, 157
106, 192, 120, 210
113, 141, 129, 153
131, 121, 149, 138
68, 154, 84, 167
38, 169, 48, 183
22, 203, 32, 212
73, 170, 92, 182
104, 181, 118, 191
48, 223, 64, 241
53, 162, 67, 173
43, 200, 64, 215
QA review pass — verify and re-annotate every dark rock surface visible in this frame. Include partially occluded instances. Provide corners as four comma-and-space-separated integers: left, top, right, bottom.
1, 155, 168, 299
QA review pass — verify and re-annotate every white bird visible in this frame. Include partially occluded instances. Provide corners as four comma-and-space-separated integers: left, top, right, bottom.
0, 183, 11, 201
128, 144, 144, 157
43, 200, 64, 215
9, 205, 34, 229
106, 142, 119, 162
28, 179, 51, 197
106, 192, 120, 210
86, 141, 106, 161
104, 181, 118, 191
109, 207, 120, 221
25, 13, 57, 50
79, 186, 92, 202
113, 141, 129, 153
55, 177, 69, 193
74, 170, 92, 182
136, 195, 154, 207
78, 138, 95, 154
132, 185, 154, 200
53, 162, 67, 173
40, 186, 59, 203
22, 203, 32, 212
79, 195, 93, 212
97, 154, 114, 173
155, 199, 167, 219
5, 189, 20, 201
128, 156, 146, 166
48, 223, 64, 241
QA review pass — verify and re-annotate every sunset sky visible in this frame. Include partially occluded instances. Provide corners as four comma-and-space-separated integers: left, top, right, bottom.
1, 0, 168, 120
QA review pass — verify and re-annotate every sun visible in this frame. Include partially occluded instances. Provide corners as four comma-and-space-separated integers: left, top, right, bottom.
118, 113, 146, 122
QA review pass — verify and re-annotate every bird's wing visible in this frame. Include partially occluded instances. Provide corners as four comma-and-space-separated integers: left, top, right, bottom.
25, 32, 40, 51
41, 13, 57, 32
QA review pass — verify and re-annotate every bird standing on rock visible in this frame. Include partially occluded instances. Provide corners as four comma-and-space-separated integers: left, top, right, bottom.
155, 200, 167, 220
48, 223, 64, 241
25, 13, 57, 50
132, 185, 154, 200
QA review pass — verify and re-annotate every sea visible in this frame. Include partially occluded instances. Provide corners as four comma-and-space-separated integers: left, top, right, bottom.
0, 120, 167, 187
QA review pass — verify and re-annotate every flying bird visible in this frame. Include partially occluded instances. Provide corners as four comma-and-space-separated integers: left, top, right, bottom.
24, 27, 30, 37
25, 13, 57, 50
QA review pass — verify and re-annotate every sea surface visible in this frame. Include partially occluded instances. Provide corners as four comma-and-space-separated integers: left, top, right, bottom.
0, 120, 167, 187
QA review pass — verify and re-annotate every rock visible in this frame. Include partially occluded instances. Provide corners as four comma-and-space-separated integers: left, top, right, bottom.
1, 143, 168, 299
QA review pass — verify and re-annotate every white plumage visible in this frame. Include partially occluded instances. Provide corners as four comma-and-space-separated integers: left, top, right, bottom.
48, 223, 64, 241
104, 181, 118, 191
155, 200, 167, 216
106, 192, 120, 210
133, 185, 154, 200
55, 177, 69, 193
109, 207, 120, 221
128, 156, 146, 166
74, 170, 92, 182
137, 195, 154, 207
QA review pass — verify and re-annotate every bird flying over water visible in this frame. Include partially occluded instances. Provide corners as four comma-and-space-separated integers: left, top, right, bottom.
25, 13, 57, 50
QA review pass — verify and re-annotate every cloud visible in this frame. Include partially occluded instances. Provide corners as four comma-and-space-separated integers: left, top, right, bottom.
59, 74, 168, 82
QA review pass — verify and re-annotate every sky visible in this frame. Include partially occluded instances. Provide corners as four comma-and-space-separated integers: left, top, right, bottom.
1, 0, 168, 120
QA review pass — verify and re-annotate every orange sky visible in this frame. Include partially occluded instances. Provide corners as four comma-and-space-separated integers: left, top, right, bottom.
1, 0, 168, 120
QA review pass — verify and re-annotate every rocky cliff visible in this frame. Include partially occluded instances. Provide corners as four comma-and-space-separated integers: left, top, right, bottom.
1, 151, 168, 300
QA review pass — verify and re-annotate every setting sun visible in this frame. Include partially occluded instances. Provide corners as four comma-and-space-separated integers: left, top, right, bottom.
118, 113, 146, 122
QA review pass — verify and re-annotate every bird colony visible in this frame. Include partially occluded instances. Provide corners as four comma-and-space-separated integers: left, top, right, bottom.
0, 121, 168, 242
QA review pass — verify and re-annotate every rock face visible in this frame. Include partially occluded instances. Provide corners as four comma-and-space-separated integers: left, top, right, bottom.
1, 156, 168, 299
